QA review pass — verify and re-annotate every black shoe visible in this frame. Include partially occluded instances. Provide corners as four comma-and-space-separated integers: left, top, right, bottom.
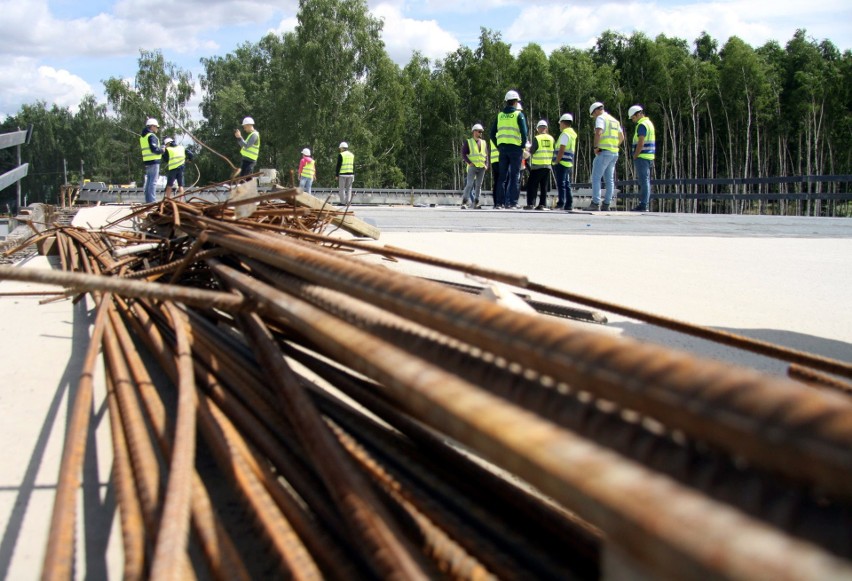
564, 206, 573, 211
535, 205, 548, 211
494, 205, 503, 209
523, 205, 535, 210
474, 204, 482, 209
600, 203, 610, 211
587, 203, 601, 211
631, 204, 647, 212
554, 204, 564, 211
460, 204, 468, 209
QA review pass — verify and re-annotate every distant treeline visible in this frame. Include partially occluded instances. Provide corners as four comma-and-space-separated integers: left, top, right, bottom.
2, 0, 850, 204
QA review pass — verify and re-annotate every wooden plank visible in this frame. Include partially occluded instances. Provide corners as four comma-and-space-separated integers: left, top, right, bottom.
293, 190, 381, 240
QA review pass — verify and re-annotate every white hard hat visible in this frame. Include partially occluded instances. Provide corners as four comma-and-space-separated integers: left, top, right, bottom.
559, 113, 574, 123
241, 116, 255, 125
628, 105, 644, 117
589, 102, 604, 116
536, 119, 548, 128
471, 123, 484, 131
163, 137, 174, 145
339, 142, 348, 149
301, 148, 311, 156
146, 118, 159, 127
505, 89, 521, 101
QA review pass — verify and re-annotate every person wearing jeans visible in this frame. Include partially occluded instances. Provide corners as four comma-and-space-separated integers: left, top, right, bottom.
139, 118, 163, 204
553, 113, 577, 210
588, 101, 624, 211
628, 104, 656, 211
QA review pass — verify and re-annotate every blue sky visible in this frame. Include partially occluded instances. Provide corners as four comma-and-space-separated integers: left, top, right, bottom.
1, 0, 850, 120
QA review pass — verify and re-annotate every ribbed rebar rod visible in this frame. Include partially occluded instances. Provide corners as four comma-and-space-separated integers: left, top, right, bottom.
280, 232, 851, 379
202, 229, 852, 499
205, 248, 852, 580
233, 306, 432, 580
0, 264, 247, 311
41, 295, 111, 581
149, 304, 198, 581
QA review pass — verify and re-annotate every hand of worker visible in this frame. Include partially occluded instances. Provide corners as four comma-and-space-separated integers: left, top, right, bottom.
234, 129, 242, 139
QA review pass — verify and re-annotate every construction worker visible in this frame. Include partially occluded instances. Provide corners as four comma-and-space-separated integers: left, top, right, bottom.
490, 90, 528, 209
162, 137, 194, 199
234, 116, 260, 177
336, 142, 355, 205
298, 148, 316, 193
553, 113, 578, 211
460, 124, 488, 209
588, 102, 624, 211
628, 104, 655, 212
525, 120, 554, 210
139, 117, 163, 204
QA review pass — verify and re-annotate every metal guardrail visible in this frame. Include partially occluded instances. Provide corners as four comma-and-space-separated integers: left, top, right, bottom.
0, 127, 32, 208
72, 175, 850, 215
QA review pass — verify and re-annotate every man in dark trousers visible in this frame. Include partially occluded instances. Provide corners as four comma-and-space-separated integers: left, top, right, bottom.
490, 90, 528, 209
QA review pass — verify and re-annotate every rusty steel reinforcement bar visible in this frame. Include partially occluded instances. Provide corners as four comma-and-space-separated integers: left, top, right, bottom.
276, 230, 851, 379
106, 303, 251, 581
41, 295, 111, 581
149, 304, 198, 581
234, 309, 433, 580
205, 254, 852, 580
0, 264, 248, 312
201, 229, 852, 500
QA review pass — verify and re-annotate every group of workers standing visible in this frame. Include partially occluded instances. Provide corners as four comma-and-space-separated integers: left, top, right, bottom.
462, 90, 655, 212
139, 95, 654, 210
139, 115, 356, 205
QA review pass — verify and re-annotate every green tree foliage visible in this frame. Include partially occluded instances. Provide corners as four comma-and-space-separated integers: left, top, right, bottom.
5, 22, 851, 204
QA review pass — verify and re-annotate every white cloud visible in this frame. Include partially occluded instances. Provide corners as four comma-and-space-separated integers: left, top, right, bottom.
504, 1, 852, 52
372, 3, 460, 64
268, 15, 298, 37
0, 58, 92, 118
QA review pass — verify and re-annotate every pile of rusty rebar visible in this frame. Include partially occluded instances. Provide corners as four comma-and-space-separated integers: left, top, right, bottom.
3, 194, 852, 580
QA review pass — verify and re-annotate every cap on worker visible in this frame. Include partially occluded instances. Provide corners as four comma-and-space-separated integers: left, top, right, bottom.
146, 118, 159, 127
339, 142, 348, 149
301, 147, 311, 156
536, 119, 548, 128
471, 123, 484, 132
241, 116, 255, 126
504, 89, 521, 101
589, 102, 604, 116
559, 113, 574, 123
163, 137, 174, 145
628, 105, 644, 118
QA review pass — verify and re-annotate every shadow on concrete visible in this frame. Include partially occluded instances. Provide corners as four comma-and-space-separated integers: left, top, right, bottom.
609, 321, 852, 375
0, 297, 112, 579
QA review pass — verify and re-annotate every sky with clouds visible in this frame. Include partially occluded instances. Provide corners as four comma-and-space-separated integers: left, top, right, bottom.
0, 0, 849, 120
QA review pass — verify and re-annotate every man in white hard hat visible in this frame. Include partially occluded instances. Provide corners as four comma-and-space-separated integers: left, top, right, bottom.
335, 142, 355, 205
139, 117, 164, 204
162, 137, 194, 199
553, 113, 578, 210
460, 124, 488, 209
489, 90, 528, 209
234, 116, 260, 177
628, 105, 655, 212
588, 101, 624, 211
525, 120, 554, 210
298, 147, 316, 193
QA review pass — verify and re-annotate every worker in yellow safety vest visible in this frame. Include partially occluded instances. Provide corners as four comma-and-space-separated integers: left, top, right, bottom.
525, 120, 554, 210
628, 104, 656, 212
553, 112, 578, 210
298, 148, 316, 193
234, 116, 260, 177
588, 101, 624, 211
139, 117, 164, 204
162, 137, 195, 199
460, 124, 488, 209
